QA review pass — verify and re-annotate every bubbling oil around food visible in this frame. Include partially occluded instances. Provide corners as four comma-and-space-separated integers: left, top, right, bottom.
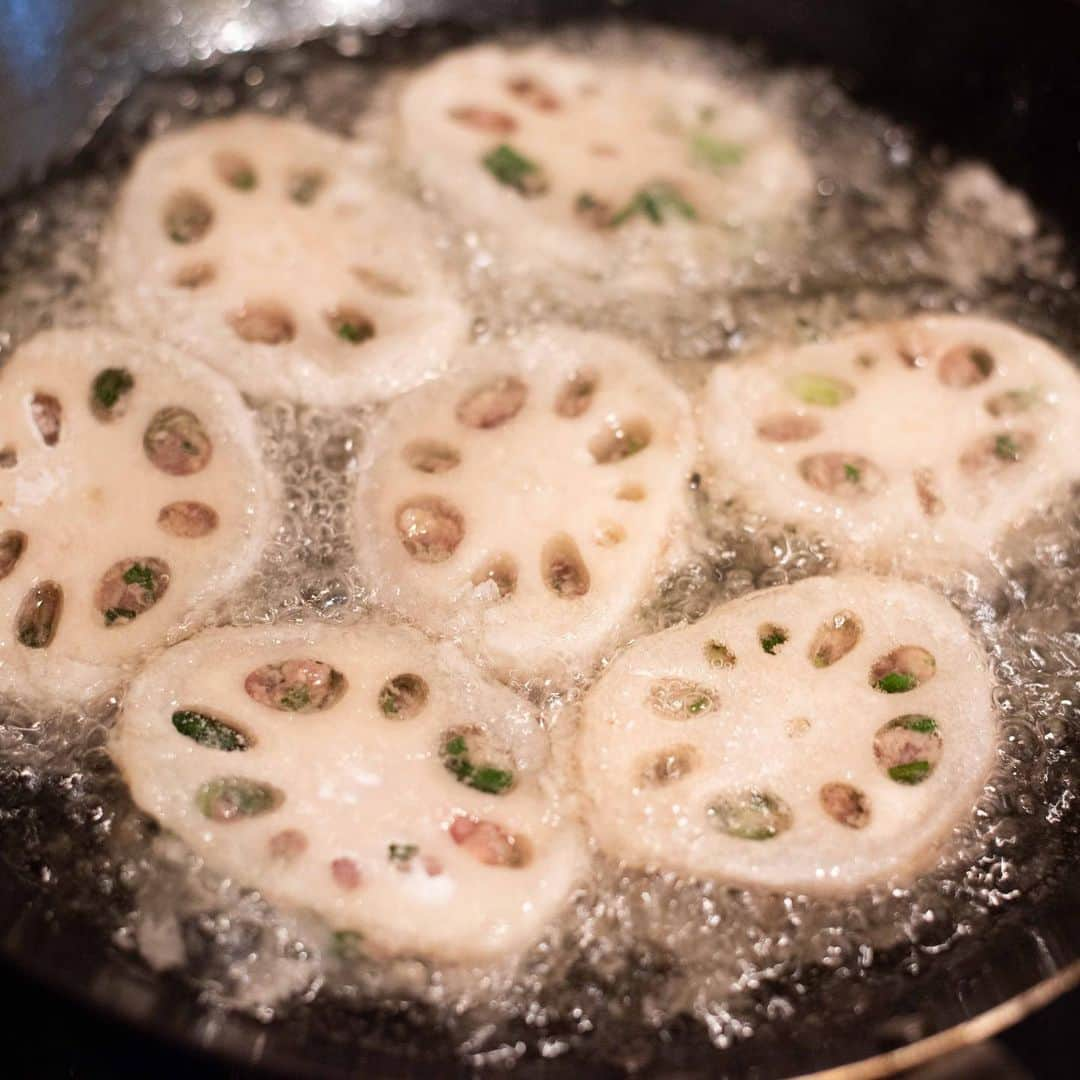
0, 22, 1078, 1071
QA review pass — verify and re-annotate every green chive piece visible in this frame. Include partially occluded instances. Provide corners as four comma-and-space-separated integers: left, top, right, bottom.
280, 685, 311, 712
469, 767, 515, 794
994, 434, 1021, 462
877, 672, 918, 694
92, 367, 134, 410
986, 387, 1042, 417
760, 629, 788, 655
441, 733, 514, 795
388, 843, 418, 863
610, 181, 697, 227
172, 709, 248, 751
195, 777, 279, 821
482, 144, 548, 196
330, 930, 364, 959
104, 607, 137, 625
122, 563, 155, 591
708, 789, 792, 840
785, 373, 855, 407
899, 714, 937, 734
888, 760, 931, 785
689, 131, 745, 170
843, 462, 861, 483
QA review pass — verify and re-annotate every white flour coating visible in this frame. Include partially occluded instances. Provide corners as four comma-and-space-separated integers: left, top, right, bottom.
576, 573, 996, 892
703, 315, 1080, 571
111, 621, 586, 962
354, 326, 695, 682
103, 113, 468, 405
0, 327, 272, 702
392, 43, 812, 285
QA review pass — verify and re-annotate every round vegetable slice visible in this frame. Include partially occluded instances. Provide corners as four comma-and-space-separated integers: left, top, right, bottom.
0, 327, 273, 702
354, 327, 694, 680
110, 622, 584, 962
576, 573, 996, 893
703, 315, 1080, 571
392, 43, 812, 284
103, 113, 467, 405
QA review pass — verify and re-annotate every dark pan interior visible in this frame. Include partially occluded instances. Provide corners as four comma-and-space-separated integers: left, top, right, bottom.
1, 1, 1078, 1076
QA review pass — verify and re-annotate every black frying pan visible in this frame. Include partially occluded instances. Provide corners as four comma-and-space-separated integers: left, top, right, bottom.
1, 2, 1078, 1076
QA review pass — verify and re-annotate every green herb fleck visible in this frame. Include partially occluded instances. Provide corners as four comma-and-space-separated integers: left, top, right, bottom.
441, 733, 514, 795
104, 607, 137, 625
986, 387, 1042, 416
330, 930, 364, 960
610, 181, 697, 227
888, 760, 931, 785
123, 563, 155, 591
388, 843, 419, 863
709, 789, 791, 840
92, 367, 134, 410
994, 434, 1021, 462
689, 131, 745, 171
337, 321, 369, 344
843, 462, 861, 483
379, 688, 399, 715
469, 767, 515, 794
482, 144, 548, 196
172, 709, 248, 751
688, 696, 711, 714
785, 373, 854, 407
230, 169, 256, 191
760, 629, 788, 655
280, 685, 311, 712
899, 714, 937, 734
877, 672, 918, 694
195, 777, 278, 820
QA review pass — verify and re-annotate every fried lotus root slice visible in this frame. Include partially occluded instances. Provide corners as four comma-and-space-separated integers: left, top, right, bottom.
704, 315, 1080, 571
393, 43, 812, 280
576, 573, 996, 893
0, 327, 272, 702
110, 622, 584, 962
354, 327, 695, 679
103, 113, 467, 405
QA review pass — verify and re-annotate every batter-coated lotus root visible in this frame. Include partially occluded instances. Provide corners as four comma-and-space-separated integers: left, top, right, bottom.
394, 44, 812, 279
354, 326, 695, 680
0, 328, 272, 701
104, 113, 467, 405
576, 573, 996, 892
111, 622, 585, 962
704, 315, 1080, 570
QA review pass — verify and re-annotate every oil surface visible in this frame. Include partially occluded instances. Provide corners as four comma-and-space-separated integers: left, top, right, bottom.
0, 22, 1078, 1072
